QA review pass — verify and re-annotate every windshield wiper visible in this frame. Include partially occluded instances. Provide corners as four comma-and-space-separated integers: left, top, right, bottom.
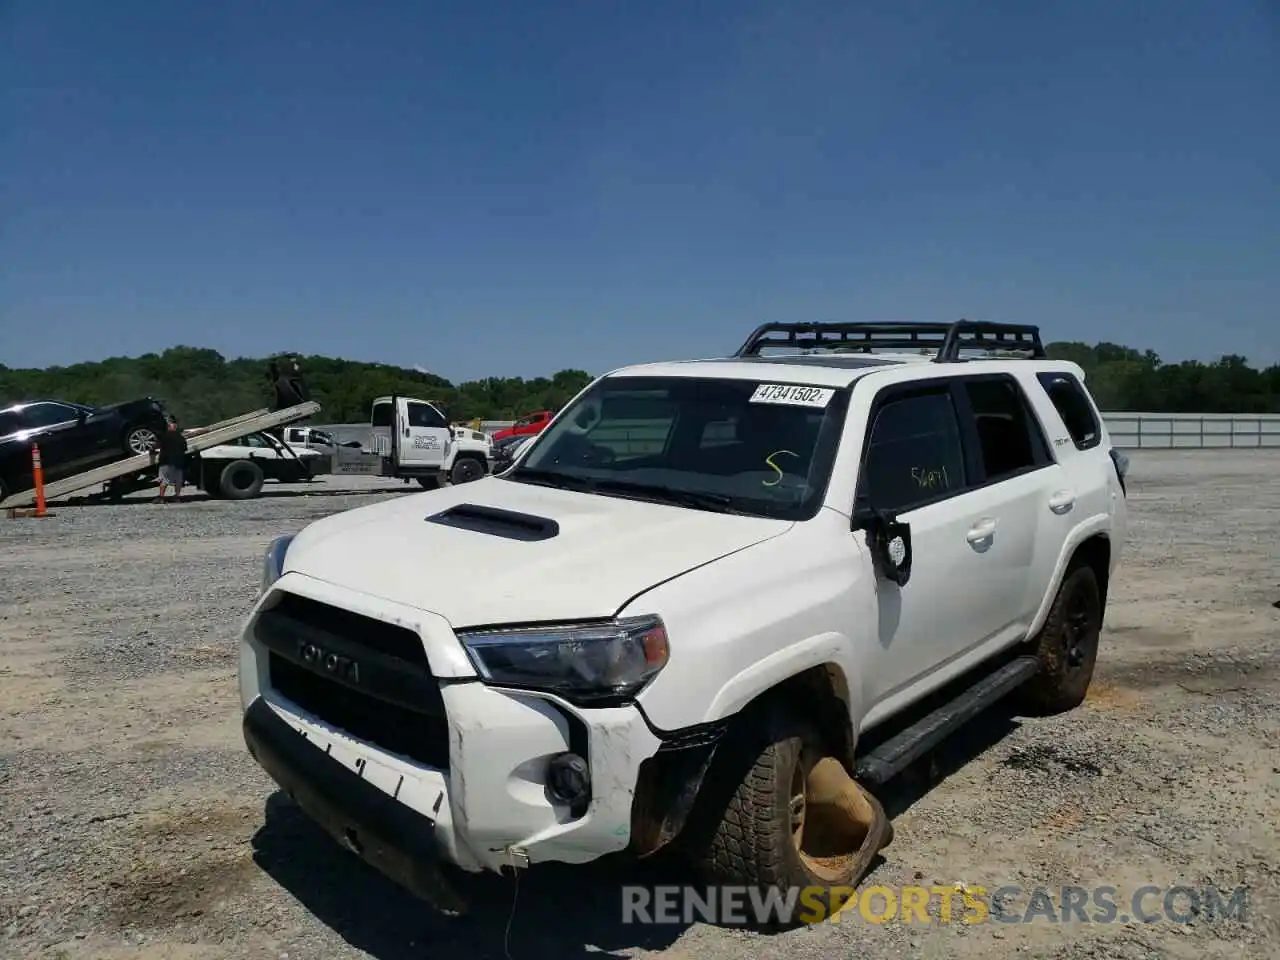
590, 479, 737, 513
506, 468, 596, 492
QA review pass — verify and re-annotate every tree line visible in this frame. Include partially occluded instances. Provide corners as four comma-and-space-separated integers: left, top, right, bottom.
1, 341, 1277, 426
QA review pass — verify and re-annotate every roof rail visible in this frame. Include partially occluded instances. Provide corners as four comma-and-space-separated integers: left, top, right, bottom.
732, 320, 1046, 363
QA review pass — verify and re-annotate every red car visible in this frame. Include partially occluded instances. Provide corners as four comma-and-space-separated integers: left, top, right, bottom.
492, 410, 553, 442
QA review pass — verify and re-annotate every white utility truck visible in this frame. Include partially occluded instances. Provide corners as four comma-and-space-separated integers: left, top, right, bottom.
195, 431, 329, 499
369, 395, 493, 488
239, 322, 1128, 922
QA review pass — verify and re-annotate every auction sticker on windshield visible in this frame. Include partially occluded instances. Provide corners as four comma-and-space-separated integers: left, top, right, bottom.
750, 384, 836, 407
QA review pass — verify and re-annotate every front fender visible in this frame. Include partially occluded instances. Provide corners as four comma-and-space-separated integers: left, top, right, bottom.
627, 512, 874, 734
705, 631, 860, 722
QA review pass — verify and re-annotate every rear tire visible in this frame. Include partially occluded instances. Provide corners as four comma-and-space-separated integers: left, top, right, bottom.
449, 455, 485, 485
1013, 563, 1102, 716
124, 424, 159, 456
417, 475, 441, 490
219, 460, 265, 500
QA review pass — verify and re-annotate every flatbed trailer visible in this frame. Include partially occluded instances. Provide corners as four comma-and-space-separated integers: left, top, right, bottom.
3, 401, 321, 507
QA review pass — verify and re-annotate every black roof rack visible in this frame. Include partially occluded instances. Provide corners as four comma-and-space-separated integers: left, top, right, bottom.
733, 320, 1046, 363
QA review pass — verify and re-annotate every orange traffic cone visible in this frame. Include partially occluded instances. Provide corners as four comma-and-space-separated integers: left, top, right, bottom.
32, 443, 49, 517
6, 443, 57, 519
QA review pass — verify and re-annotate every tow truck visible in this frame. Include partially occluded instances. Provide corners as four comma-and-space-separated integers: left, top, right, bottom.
2, 401, 321, 507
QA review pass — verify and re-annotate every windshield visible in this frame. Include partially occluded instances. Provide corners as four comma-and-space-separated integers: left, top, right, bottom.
506, 375, 848, 520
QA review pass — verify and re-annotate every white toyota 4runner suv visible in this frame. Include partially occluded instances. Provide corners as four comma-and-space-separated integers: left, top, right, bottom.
239, 321, 1128, 918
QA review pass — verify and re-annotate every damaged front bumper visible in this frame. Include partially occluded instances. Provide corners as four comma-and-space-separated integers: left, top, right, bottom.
242, 696, 467, 913
238, 577, 702, 912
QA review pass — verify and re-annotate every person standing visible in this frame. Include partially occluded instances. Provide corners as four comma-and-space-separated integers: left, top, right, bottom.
270, 359, 304, 411
266, 358, 306, 439
153, 417, 188, 503
288, 356, 311, 402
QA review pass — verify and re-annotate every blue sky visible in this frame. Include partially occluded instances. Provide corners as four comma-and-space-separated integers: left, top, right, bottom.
2, 1, 1277, 382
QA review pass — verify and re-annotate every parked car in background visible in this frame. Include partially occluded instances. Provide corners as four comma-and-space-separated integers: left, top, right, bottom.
491, 409, 553, 442
284, 425, 364, 451
491, 433, 532, 473
0, 397, 170, 502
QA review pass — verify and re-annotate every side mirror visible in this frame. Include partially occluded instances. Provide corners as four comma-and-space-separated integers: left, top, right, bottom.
874, 519, 912, 586
855, 506, 912, 587
76, 410, 88, 424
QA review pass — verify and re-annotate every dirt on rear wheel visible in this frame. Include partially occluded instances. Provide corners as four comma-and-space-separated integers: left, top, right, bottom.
1013, 563, 1103, 716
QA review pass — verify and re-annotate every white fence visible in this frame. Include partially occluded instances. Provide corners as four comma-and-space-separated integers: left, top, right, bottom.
1103, 413, 1280, 450
311, 413, 1280, 455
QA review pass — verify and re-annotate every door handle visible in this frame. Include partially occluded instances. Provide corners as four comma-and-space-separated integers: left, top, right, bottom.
1048, 490, 1075, 514
966, 518, 997, 544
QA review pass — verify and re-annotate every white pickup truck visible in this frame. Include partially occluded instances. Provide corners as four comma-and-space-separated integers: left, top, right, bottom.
369, 395, 493, 488
239, 321, 1128, 922
196, 431, 328, 499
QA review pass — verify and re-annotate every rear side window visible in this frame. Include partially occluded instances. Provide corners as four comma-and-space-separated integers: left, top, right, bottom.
859, 389, 967, 514
961, 378, 1051, 482
371, 403, 393, 427
1037, 372, 1101, 450
0, 412, 19, 436
21, 403, 77, 429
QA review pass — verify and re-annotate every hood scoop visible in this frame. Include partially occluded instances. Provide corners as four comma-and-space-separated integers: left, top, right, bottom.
425, 503, 559, 542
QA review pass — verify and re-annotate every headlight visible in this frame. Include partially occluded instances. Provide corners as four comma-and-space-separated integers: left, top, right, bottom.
457, 615, 669, 703
260, 534, 295, 594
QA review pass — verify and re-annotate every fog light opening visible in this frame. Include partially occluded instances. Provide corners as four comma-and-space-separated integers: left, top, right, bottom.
546, 752, 591, 805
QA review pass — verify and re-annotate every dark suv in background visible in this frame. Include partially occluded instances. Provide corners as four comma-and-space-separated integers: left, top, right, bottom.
0, 397, 171, 502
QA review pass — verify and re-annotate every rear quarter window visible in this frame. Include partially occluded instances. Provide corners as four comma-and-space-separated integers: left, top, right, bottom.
1036, 373, 1102, 450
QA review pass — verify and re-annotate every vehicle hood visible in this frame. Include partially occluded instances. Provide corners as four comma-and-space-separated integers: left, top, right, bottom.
282, 477, 792, 627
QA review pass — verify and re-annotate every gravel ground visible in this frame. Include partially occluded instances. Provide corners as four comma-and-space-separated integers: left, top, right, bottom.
1, 453, 1277, 960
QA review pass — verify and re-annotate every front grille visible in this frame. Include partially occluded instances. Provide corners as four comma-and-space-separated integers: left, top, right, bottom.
267, 592, 429, 667
269, 654, 450, 769
259, 593, 449, 770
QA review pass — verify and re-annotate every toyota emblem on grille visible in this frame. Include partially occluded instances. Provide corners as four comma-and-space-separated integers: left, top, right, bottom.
298, 640, 360, 684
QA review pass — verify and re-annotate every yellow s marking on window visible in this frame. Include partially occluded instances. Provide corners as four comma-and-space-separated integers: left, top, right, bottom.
763, 450, 798, 487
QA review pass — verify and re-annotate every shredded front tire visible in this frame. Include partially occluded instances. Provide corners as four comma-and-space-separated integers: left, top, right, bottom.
688, 710, 890, 925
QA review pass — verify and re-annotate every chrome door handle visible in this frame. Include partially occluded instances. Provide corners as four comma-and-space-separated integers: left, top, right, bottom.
966, 518, 997, 544
1048, 490, 1075, 514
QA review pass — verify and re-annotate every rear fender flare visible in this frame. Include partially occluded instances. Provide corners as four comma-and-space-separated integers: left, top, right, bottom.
1026, 514, 1111, 637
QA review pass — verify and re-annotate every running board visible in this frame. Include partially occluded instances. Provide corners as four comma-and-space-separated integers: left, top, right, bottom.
854, 655, 1040, 786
